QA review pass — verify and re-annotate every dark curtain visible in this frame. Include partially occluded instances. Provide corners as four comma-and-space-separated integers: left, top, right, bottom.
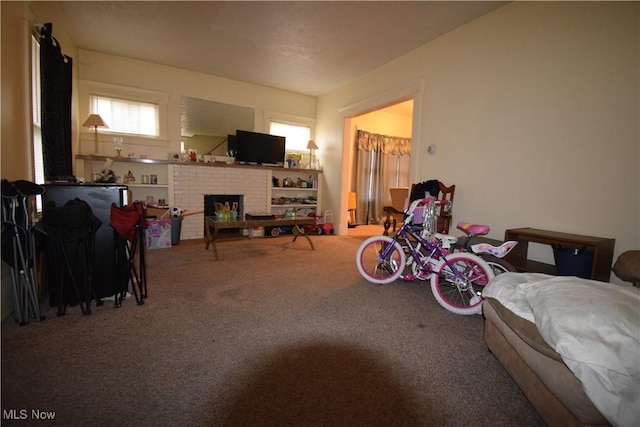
40, 23, 73, 180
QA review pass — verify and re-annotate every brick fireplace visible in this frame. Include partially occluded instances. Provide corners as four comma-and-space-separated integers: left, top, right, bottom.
171, 164, 270, 240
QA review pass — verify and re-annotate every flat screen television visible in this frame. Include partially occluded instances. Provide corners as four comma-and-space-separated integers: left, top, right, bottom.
234, 130, 285, 167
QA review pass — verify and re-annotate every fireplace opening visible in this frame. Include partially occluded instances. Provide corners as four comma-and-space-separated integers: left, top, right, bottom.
204, 195, 244, 235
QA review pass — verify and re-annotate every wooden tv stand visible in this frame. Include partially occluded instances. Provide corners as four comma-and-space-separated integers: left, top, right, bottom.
504, 227, 615, 282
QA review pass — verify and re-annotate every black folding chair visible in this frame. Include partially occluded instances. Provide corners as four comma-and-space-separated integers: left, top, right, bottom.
42, 198, 102, 316
110, 202, 147, 307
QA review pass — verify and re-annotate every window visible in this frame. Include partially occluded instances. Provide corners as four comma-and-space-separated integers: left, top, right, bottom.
89, 95, 159, 137
269, 121, 312, 151
31, 34, 44, 210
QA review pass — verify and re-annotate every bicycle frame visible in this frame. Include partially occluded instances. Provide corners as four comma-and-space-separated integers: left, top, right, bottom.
378, 199, 474, 284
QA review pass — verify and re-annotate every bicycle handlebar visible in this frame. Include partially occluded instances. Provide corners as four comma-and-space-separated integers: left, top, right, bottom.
407, 197, 448, 212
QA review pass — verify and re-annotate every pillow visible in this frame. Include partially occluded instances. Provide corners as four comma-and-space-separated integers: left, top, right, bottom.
612, 250, 640, 286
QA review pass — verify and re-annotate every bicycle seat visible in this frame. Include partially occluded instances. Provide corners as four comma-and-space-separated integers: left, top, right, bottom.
457, 222, 490, 236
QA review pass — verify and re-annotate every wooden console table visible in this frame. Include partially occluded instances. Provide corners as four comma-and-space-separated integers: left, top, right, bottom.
504, 227, 615, 282
204, 216, 316, 261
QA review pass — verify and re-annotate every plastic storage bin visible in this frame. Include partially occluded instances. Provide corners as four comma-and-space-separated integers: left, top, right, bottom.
552, 244, 594, 279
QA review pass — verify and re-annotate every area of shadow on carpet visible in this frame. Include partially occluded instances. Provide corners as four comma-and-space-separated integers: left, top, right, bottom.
1, 236, 544, 426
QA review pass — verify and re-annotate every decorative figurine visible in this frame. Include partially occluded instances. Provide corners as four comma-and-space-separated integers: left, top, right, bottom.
124, 170, 136, 184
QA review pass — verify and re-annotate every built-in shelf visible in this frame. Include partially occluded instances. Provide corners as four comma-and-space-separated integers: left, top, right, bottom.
75, 155, 323, 231
126, 184, 169, 188
76, 155, 322, 172
76, 154, 171, 165
273, 187, 317, 191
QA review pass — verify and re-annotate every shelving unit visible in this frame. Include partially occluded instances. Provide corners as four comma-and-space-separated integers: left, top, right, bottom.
76, 155, 172, 205
76, 156, 324, 223
270, 170, 320, 217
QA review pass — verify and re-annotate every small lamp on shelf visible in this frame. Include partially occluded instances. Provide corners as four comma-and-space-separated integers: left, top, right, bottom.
307, 139, 318, 169
82, 114, 108, 155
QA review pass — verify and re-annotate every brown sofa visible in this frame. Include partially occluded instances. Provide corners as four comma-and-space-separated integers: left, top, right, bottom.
483, 297, 609, 426
483, 252, 640, 426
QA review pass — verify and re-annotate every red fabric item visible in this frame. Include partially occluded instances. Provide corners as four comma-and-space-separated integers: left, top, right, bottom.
110, 202, 144, 241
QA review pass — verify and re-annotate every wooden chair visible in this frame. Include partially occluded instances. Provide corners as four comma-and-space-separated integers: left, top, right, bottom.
385, 187, 409, 231
383, 181, 455, 235
437, 181, 455, 235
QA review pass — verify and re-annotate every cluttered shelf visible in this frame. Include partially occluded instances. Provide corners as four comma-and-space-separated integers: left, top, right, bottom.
75, 154, 322, 172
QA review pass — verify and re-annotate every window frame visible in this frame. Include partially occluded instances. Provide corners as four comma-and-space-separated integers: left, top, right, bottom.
264, 110, 315, 154
89, 94, 160, 138
78, 80, 170, 146
30, 32, 45, 213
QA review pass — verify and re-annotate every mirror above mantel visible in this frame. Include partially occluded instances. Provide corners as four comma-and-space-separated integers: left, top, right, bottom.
180, 96, 254, 156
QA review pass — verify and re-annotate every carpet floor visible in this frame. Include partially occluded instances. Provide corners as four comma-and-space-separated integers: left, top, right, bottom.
1, 234, 544, 426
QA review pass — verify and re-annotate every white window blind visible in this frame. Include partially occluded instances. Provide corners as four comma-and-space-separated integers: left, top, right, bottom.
90, 95, 159, 137
31, 35, 44, 211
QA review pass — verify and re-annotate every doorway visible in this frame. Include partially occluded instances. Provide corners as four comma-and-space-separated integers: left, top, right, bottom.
346, 99, 413, 236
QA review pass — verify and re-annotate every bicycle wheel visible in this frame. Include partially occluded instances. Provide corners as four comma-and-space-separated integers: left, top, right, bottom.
481, 254, 516, 276
430, 252, 494, 315
355, 235, 405, 284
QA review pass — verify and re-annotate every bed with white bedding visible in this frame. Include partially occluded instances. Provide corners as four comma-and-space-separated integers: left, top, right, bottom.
482, 273, 639, 427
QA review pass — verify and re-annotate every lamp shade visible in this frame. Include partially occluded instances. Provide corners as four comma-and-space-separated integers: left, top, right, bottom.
307, 140, 318, 150
82, 114, 108, 129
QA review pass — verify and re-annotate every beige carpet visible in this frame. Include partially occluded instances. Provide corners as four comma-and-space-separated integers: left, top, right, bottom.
1, 234, 543, 426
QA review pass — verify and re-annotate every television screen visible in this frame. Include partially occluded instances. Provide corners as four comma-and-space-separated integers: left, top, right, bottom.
235, 130, 285, 167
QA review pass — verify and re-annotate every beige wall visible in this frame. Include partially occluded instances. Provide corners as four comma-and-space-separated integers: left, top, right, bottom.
76, 50, 316, 162
2, 2, 36, 181
318, 1, 639, 283
352, 109, 413, 140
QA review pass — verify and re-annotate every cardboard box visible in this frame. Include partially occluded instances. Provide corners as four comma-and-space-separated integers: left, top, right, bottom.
145, 206, 170, 219
145, 219, 172, 249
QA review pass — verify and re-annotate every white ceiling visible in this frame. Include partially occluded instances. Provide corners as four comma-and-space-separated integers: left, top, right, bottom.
52, 1, 507, 97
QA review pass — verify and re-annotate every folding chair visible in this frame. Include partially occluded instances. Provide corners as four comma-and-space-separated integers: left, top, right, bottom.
110, 202, 147, 307
1, 179, 47, 324
42, 198, 102, 316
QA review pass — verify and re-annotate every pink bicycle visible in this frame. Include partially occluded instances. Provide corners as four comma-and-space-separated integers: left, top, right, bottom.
355, 198, 495, 315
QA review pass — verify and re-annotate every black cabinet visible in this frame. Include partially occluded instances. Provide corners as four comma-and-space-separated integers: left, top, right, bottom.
42, 184, 129, 303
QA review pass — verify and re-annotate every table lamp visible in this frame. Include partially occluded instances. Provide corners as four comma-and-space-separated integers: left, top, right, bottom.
307, 140, 318, 169
82, 114, 108, 154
